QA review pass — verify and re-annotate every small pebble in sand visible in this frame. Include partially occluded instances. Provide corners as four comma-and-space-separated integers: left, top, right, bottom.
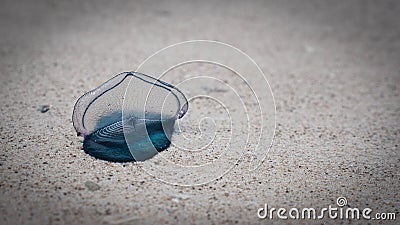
85, 181, 101, 191
40, 105, 51, 113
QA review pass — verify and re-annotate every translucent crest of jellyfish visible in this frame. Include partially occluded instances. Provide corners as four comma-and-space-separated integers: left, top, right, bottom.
72, 72, 188, 162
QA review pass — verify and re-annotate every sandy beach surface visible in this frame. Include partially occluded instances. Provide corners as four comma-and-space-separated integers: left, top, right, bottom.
1, 0, 399, 224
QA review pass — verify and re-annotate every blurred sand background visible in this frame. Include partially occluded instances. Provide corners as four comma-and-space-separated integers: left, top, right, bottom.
0, 0, 399, 224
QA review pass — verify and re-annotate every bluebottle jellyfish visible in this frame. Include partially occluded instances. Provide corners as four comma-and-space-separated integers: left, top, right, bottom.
72, 72, 188, 162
